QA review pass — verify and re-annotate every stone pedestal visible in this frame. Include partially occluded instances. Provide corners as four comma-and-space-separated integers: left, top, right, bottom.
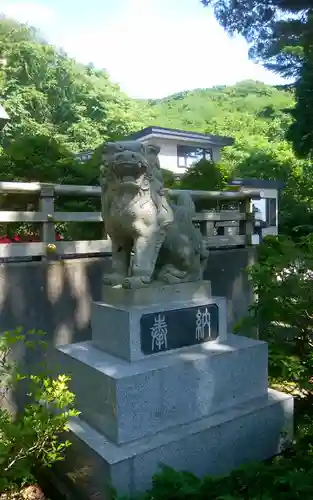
52, 281, 294, 499
92, 282, 226, 361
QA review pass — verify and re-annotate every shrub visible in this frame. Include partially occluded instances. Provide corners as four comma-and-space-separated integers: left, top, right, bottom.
179, 159, 229, 191
125, 405, 313, 499
0, 327, 79, 494
236, 234, 313, 397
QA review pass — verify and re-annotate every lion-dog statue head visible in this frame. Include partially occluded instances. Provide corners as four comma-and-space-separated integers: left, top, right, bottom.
101, 141, 161, 194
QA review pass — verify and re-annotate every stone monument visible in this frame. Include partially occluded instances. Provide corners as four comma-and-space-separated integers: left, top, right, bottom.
53, 141, 294, 499
99, 140, 209, 288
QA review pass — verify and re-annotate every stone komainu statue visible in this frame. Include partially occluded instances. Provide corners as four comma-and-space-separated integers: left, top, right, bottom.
99, 140, 209, 288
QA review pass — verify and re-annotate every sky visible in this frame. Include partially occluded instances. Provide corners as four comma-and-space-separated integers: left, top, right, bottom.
0, 0, 287, 99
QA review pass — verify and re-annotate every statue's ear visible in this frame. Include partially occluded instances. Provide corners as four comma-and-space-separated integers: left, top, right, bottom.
146, 144, 160, 155
104, 142, 124, 156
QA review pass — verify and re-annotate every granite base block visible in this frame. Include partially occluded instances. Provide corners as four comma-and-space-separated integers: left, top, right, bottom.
55, 334, 268, 444
55, 389, 293, 499
91, 295, 228, 362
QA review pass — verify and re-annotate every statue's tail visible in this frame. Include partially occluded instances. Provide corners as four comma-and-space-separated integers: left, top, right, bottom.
174, 192, 209, 261
174, 191, 196, 224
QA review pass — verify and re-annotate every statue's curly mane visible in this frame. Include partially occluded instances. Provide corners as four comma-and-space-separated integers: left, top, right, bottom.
105, 143, 166, 215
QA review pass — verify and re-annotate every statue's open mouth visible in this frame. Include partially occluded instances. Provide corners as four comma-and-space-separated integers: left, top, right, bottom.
114, 160, 147, 186
119, 175, 140, 185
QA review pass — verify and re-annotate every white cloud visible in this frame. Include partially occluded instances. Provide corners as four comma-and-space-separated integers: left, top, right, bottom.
0, 0, 286, 99
56, 0, 285, 98
0, 0, 57, 30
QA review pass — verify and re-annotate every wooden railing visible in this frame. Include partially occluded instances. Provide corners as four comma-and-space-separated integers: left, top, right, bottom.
0, 181, 263, 260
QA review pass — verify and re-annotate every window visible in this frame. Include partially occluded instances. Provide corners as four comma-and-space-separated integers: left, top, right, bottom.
75, 151, 93, 163
251, 198, 277, 230
266, 198, 277, 226
252, 199, 266, 222
177, 145, 213, 168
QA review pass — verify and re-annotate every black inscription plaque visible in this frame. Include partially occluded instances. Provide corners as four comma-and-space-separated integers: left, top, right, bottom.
140, 304, 219, 355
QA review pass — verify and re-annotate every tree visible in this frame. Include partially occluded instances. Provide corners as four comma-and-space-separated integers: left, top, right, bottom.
0, 134, 101, 186
286, 15, 313, 158
0, 16, 152, 152
200, 3, 313, 163
201, 0, 310, 78
179, 159, 229, 191
0, 134, 102, 240
234, 143, 313, 236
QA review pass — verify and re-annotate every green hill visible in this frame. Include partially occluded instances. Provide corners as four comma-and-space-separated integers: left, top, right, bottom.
145, 80, 294, 136
0, 16, 151, 153
139, 82, 310, 234
136, 81, 298, 191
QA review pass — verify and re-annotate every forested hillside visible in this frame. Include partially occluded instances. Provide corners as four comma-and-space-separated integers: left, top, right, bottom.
0, 17, 312, 234
146, 82, 313, 234
0, 17, 152, 153
149, 81, 293, 133
148, 80, 296, 176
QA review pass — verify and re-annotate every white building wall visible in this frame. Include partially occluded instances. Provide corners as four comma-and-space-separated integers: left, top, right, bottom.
140, 137, 221, 174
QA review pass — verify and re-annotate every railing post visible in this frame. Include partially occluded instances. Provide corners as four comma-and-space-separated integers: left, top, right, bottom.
240, 198, 253, 245
39, 184, 56, 258
205, 221, 215, 237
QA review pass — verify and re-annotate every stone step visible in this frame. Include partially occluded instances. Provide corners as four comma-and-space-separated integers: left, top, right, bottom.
58, 389, 293, 498
54, 334, 268, 445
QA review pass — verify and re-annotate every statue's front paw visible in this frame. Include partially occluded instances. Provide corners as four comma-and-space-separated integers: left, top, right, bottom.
103, 273, 125, 286
162, 273, 181, 284
122, 276, 151, 289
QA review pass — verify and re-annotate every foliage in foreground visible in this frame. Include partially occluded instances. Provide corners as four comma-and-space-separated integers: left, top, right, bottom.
0, 327, 79, 494
126, 424, 313, 500
123, 394, 313, 499
237, 235, 313, 397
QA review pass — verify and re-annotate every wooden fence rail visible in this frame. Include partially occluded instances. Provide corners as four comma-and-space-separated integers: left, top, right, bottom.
0, 182, 263, 260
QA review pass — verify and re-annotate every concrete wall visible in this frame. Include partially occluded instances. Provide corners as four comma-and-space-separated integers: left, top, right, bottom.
0, 247, 256, 348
